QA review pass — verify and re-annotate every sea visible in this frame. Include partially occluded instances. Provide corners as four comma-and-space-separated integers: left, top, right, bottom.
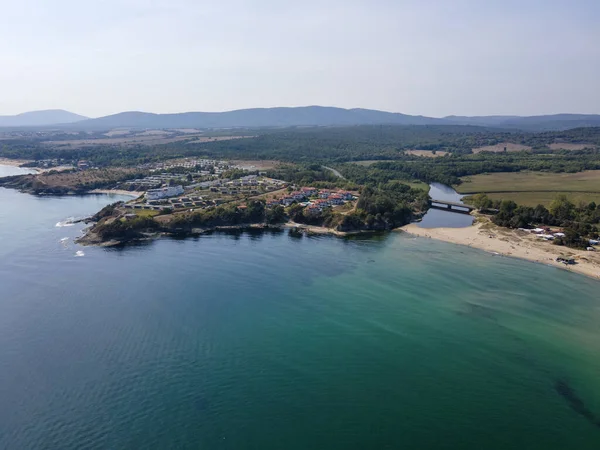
1, 165, 600, 449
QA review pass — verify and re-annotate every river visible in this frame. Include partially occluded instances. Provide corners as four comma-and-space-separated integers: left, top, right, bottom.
1, 170, 600, 449
418, 182, 475, 228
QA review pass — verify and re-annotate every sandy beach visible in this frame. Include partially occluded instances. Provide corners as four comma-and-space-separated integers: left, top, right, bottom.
400, 218, 600, 280
0, 158, 33, 167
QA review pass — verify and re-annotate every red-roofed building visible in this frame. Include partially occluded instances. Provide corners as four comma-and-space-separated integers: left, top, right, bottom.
301, 187, 317, 196
281, 196, 295, 206
290, 191, 306, 201
329, 194, 344, 205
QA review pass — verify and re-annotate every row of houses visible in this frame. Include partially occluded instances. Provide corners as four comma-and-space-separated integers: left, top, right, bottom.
267, 188, 356, 209
125, 173, 188, 189
146, 185, 184, 201
144, 158, 229, 173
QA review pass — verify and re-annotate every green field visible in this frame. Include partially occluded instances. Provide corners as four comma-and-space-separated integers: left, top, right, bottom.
131, 209, 160, 218
406, 181, 430, 192
456, 171, 600, 206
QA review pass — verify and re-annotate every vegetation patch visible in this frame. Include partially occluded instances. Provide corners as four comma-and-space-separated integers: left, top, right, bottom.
479, 191, 600, 207
404, 150, 448, 157
549, 143, 596, 151
472, 143, 531, 153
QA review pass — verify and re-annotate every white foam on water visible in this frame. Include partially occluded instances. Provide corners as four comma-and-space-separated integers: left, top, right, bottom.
55, 219, 75, 227
60, 237, 69, 243
74, 250, 85, 257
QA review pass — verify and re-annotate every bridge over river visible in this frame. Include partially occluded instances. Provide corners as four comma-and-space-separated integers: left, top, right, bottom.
430, 199, 475, 214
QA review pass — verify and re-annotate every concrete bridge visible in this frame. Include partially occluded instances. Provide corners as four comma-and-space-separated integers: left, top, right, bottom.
430, 199, 475, 214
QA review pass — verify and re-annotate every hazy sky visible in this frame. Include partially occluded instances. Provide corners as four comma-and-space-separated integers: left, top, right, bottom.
1, 0, 598, 117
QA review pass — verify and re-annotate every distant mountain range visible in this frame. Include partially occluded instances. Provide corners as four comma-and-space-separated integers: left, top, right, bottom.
0, 110, 88, 127
1, 106, 600, 131
446, 114, 600, 131
69, 107, 445, 130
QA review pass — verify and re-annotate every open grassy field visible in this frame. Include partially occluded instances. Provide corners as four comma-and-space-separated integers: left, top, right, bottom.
472, 142, 531, 153
456, 171, 600, 206
548, 142, 597, 151
404, 150, 448, 157
477, 191, 600, 207
406, 181, 430, 192
44, 134, 253, 148
130, 209, 160, 218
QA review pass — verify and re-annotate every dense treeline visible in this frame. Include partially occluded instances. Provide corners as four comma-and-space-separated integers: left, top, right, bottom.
190, 125, 600, 162
469, 194, 600, 249
94, 200, 287, 241
286, 183, 427, 231
338, 150, 600, 186
265, 164, 360, 190
169, 200, 285, 229
3, 125, 600, 169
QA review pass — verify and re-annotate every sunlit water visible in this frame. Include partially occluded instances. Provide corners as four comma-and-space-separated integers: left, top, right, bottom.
1, 186, 600, 449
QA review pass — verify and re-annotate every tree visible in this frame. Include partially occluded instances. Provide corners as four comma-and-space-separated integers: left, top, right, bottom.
550, 195, 575, 222
266, 205, 285, 224
469, 193, 493, 210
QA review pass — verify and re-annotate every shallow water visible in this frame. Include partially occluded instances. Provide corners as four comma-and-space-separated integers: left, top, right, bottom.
1, 188, 599, 449
0, 164, 37, 177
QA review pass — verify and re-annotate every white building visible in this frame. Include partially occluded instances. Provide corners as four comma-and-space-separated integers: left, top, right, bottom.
146, 185, 184, 201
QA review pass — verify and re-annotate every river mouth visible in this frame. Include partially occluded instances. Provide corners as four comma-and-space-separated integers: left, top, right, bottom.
418, 183, 475, 229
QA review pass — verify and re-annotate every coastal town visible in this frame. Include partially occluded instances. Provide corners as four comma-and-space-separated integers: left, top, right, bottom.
124, 174, 357, 217
65, 157, 362, 216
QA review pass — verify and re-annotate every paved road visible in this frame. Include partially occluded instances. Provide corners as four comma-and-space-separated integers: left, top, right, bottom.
322, 166, 346, 180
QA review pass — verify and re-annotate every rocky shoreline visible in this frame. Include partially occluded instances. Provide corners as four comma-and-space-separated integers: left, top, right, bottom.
75, 220, 378, 247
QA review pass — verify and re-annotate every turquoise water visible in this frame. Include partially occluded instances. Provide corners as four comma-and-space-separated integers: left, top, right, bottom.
1, 184, 600, 449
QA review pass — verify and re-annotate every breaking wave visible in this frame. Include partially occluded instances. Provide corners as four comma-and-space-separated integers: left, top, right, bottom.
55, 218, 76, 227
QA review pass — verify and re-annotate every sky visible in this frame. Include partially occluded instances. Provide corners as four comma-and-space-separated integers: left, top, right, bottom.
0, 0, 598, 118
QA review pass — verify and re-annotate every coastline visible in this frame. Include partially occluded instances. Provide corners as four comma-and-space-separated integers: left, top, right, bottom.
0, 158, 33, 167
77, 219, 376, 247
284, 222, 351, 237
399, 219, 600, 280
88, 188, 144, 197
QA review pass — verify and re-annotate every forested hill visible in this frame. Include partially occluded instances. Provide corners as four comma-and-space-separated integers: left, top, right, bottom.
0, 110, 87, 127
39, 107, 600, 131
446, 114, 600, 131
2, 124, 600, 167
68, 107, 445, 130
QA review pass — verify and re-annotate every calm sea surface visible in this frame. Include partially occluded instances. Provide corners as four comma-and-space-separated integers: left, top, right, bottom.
1, 168, 600, 449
